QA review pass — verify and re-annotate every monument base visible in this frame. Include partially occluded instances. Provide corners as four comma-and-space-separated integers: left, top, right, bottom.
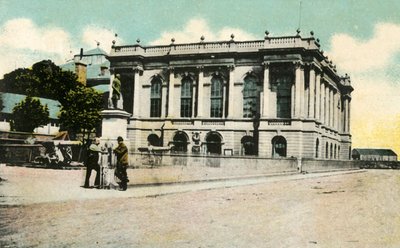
101, 109, 131, 143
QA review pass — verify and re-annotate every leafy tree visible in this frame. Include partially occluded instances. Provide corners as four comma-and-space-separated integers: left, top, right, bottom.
58, 86, 103, 146
2, 60, 78, 104
4, 60, 103, 146
11, 96, 50, 133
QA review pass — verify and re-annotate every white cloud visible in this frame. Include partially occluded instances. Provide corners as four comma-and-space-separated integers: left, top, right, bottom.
328, 22, 400, 154
81, 25, 123, 52
329, 22, 400, 73
0, 18, 123, 79
150, 18, 257, 45
0, 18, 74, 77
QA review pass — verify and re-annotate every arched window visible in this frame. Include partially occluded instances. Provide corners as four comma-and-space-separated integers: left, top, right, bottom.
241, 135, 255, 155
316, 138, 319, 158
150, 78, 162, 117
206, 132, 222, 155
181, 77, 193, 117
171, 131, 188, 153
330, 143, 333, 159
210, 76, 223, 118
243, 75, 260, 118
272, 136, 287, 158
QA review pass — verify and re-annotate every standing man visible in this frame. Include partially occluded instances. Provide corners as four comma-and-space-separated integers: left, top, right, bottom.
83, 138, 102, 188
114, 136, 129, 191
111, 74, 121, 109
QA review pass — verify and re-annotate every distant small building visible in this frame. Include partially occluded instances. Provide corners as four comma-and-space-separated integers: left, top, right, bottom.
352, 148, 397, 161
60, 44, 111, 108
0, 92, 60, 135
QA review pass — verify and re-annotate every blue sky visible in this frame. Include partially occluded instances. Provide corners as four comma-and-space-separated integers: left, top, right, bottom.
1, 0, 400, 154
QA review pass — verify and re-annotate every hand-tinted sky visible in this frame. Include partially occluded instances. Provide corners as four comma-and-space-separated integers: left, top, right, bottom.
1, 0, 399, 155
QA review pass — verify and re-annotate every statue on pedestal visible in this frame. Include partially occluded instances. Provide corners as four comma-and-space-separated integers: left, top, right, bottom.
109, 74, 123, 109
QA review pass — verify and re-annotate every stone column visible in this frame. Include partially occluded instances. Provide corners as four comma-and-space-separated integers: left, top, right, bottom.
343, 98, 348, 133
335, 93, 339, 130
294, 62, 304, 118
291, 83, 295, 118
196, 66, 204, 117
161, 83, 167, 117
262, 62, 270, 117
167, 67, 175, 118
192, 80, 197, 118
300, 65, 305, 118
330, 89, 334, 128
325, 85, 329, 126
309, 65, 316, 118
227, 65, 235, 118
222, 79, 227, 117
320, 82, 325, 124
347, 99, 351, 133
132, 66, 143, 117
315, 73, 321, 121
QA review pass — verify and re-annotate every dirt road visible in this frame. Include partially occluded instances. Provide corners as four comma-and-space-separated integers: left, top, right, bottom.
1, 167, 399, 247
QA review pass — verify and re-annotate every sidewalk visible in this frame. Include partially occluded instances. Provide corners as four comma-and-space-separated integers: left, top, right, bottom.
0, 164, 364, 205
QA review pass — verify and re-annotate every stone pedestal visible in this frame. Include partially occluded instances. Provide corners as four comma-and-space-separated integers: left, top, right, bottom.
101, 109, 131, 142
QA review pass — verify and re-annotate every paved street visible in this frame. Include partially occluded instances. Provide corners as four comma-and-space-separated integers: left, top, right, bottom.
1, 166, 400, 247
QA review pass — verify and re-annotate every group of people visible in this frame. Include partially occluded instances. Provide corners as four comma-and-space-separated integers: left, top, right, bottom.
83, 136, 129, 191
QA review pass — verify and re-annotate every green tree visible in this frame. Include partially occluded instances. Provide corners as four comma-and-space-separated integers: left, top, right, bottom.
11, 96, 50, 133
58, 86, 103, 146
3, 60, 104, 145
2, 60, 78, 104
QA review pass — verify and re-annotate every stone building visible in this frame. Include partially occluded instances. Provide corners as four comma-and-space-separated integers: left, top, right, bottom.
60, 44, 111, 108
352, 148, 397, 161
107, 32, 353, 159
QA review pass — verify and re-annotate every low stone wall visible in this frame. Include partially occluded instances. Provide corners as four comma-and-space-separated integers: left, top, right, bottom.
129, 153, 362, 180
301, 159, 362, 173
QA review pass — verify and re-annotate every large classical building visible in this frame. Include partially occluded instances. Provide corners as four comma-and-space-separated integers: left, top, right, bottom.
107, 32, 353, 159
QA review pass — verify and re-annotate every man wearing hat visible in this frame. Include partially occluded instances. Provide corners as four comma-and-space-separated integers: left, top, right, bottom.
114, 136, 129, 190
83, 138, 102, 188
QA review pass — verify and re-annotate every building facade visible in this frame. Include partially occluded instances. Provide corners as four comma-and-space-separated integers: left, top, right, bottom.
352, 149, 397, 161
108, 32, 353, 159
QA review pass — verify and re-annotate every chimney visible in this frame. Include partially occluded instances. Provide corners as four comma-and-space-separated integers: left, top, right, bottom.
75, 48, 87, 85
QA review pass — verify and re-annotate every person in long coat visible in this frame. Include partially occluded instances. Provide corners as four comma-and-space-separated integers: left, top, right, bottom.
114, 136, 129, 190
83, 138, 101, 188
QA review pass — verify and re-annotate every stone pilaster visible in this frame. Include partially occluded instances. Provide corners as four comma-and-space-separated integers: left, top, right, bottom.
347, 100, 351, 132
132, 66, 143, 117
320, 82, 325, 124
330, 89, 334, 128
294, 61, 304, 118
325, 85, 329, 126
167, 67, 175, 118
196, 66, 204, 117
262, 62, 270, 117
161, 83, 167, 117
309, 65, 316, 118
315, 73, 321, 121
227, 65, 235, 118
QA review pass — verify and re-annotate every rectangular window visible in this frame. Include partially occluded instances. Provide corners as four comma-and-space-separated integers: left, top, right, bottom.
211, 99, 222, 117
150, 80, 162, 117
150, 99, 161, 117
181, 98, 192, 117
181, 79, 193, 117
